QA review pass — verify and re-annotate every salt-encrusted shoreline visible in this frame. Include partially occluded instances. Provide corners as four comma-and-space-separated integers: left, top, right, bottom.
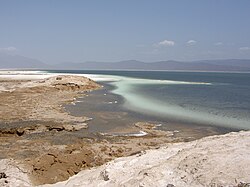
0, 159, 31, 187
0, 74, 100, 124
0, 71, 184, 186
43, 131, 250, 187
1, 71, 248, 187
1, 131, 249, 187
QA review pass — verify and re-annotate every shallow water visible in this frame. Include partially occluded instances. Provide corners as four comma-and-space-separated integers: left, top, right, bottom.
110, 76, 250, 129
50, 70, 250, 130
65, 83, 234, 140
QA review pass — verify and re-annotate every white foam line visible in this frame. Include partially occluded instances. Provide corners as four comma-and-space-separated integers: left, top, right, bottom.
113, 131, 148, 137
155, 124, 162, 127
99, 131, 148, 137
75, 100, 83, 103
123, 77, 212, 85
128, 131, 148, 137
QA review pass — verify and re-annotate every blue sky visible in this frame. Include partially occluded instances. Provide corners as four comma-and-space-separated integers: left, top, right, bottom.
0, 0, 250, 64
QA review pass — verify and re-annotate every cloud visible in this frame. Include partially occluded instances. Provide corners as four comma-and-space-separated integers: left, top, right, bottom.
155, 40, 175, 47
214, 42, 223, 46
186, 40, 197, 46
0, 47, 17, 52
239, 47, 250, 51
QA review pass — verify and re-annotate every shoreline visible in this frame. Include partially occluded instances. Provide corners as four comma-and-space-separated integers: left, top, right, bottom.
0, 71, 249, 186
0, 71, 189, 186
1, 130, 249, 187
43, 130, 250, 187
65, 81, 235, 138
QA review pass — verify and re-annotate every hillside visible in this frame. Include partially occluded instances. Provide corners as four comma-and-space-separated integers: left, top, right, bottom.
56, 59, 250, 71
0, 53, 49, 69
1, 53, 250, 72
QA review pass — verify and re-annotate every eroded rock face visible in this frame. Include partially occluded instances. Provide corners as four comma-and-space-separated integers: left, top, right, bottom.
0, 75, 186, 186
0, 75, 101, 124
31, 149, 95, 185
0, 75, 102, 186
43, 131, 250, 187
3, 74, 245, 187
37, 75, 101, 92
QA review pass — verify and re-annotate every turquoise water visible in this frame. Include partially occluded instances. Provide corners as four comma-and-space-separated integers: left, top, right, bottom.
49, 70, 250, 130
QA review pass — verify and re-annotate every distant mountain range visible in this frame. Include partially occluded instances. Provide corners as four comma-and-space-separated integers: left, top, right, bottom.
56, 59, 250, 72
0, 53, 49, 69
1, 53, 250, 72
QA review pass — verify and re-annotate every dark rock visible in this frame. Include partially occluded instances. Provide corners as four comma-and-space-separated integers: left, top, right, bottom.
237, 182, 250, 187
0, 172, 7, 179
16, 129, 24, 136
166, 184, 175, 187
101, 170, 109, 181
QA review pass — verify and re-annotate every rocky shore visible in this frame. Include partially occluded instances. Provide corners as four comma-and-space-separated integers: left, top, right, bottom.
0, 75, 101, 125
1, 131, 249, 187
43, 131, 250, 187
0, 73, 183, 186
0, 72, 249, 187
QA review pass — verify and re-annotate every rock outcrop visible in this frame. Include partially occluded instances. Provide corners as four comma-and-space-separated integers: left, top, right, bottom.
1, 130, 250, 187
43, 131, 250, 187
0, 75, 101, 124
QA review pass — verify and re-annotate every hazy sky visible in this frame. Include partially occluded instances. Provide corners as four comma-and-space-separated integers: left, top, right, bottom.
1, 0, 250, 64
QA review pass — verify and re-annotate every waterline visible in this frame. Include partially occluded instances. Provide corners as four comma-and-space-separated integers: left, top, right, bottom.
108, 76, 250, 130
